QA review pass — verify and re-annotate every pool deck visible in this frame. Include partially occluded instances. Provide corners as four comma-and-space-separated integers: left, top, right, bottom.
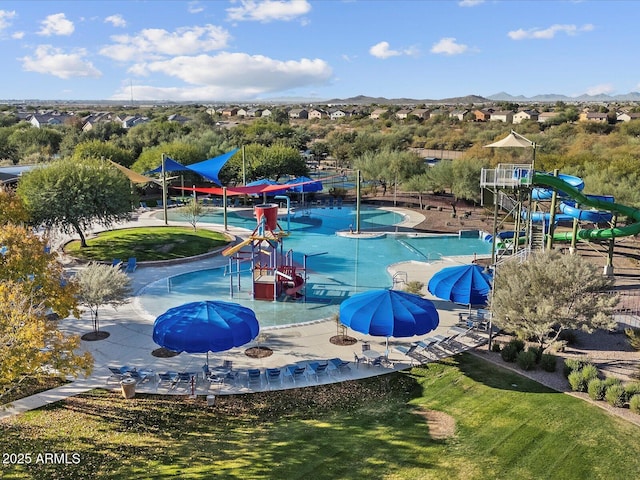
0, 206, 491, 418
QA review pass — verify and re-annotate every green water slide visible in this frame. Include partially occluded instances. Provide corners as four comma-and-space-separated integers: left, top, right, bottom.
532, 172, 640, 241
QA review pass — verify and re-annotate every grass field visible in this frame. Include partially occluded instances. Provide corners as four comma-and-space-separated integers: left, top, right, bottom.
64, 226, 230, 262
2, 354, 639, 479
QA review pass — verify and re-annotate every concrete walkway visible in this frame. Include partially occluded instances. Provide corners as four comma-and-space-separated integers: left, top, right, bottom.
0, 206, 490, 419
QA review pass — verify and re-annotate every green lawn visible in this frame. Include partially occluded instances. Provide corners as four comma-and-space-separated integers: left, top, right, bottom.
64, 226, 230, 262
2, 354, 639, 479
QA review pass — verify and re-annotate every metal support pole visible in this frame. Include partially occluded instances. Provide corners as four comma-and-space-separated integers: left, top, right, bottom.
491, 188, 499, 265
223, 187, 228, 231
356, 169, 361, 233
161, 153, 168, 225
546, 169, 560, 251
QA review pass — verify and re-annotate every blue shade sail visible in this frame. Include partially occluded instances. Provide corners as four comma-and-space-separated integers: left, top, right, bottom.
285, 176, 323, 193
152, 300, 259, 353
339, 289, 439, 338
427, 264, 492, 306
185, 148, 239, 185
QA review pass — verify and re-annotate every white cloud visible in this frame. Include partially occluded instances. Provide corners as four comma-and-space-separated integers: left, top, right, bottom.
124, 52, 332, 100
105, 14, 126, 28
369, 41, 418, 59
458, 0, 485, 6
100, 24, 231, 62
508, 23, 594, 40
226, 0, 311, 23
20, 45, 101, 79
12, 31, 24, 40
188, 1, 205, 14
431, 37, 468, 55
38, 13, 75, 36
0, 10, 16, 31
584, 84, 614, 96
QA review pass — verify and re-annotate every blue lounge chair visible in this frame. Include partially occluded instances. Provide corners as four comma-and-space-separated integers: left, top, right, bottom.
287, 365, 307, 384
157, 371, 178, 390
266, 368, 282, 389
247, 368, 262, 389
111, 258, 123, 269
329, 357, 351, 375
125, 257, 137, 273
308, 361, 329, 382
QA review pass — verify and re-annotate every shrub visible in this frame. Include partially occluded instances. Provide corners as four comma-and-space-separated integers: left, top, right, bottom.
509, 338, 526, 353
540, 353, 557, 372
604, 377, 622, 387
528, 346, 543, 364
403, 281, 424, 295
624, 382, 640, 399
581, 364, 599, 383
605, 384, 626, 407
500, 343, 519, 362
587, 379, 607, 401
630, 394, 640, 414
625, 328, 640, 351
516, 350, 537, 371
491, 342, 501, 353
568, 371, 587, 392
564, 358, 587, 377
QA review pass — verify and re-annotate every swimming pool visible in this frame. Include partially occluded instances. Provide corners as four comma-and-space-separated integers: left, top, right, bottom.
139, 206, 491, 327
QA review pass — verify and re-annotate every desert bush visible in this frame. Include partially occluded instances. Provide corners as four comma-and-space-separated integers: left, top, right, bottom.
624, 382, 640, 399
625, 327, 640, 351
630, 394, 640, 414
581, 364, 599, 383
509, 338, 526, 353
516, 350, 537, 371
500, 343, 519, 362
587, 379, 607, 401
564, 358, 588, 377
568, 371, 586, 392
540, 353, 557, 372
528, 346, 543, 364
605, 384, 626, 407
403, 281, 424, 295
491, 342, 501, 353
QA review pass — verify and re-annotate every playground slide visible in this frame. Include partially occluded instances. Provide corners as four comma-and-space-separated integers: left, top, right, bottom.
532, 172, 640, 241
285, 274, 305, 296
222, 238, 253, 257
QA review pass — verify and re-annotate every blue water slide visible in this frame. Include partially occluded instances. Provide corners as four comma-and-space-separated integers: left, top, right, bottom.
531, 174, 584, 200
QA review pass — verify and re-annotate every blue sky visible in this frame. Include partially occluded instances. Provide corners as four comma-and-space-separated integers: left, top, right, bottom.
0, 0, 639, 102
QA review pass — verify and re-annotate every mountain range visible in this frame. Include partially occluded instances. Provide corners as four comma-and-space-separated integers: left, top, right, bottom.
316, 92, 640, 105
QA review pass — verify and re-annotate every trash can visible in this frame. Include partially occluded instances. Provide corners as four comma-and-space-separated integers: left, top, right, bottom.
120, 378, 136, 399
207, 394, 216, 406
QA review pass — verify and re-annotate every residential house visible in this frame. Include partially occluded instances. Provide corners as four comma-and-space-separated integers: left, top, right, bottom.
489, 111, 514, 123
537, 112, 558, 123
512, 110, 539, 124
28, 113, 71, 128
449, 109, 468, 121
410, 109, 430, 120
330, 109, 348, 120
308, 109, 327, 120
246, 108, 262, 117
261, 109, 272, 118
617, 112, 640, 122
579, 112, 608, 123
117, 114, 149, 129
236, 108, 248, 118
167, 113, 190, 124
222, 107, 238, 117
370, 108, 388, 119
288, 108, 308, 119
472, 108, 493, 122
395, 109, 412, 120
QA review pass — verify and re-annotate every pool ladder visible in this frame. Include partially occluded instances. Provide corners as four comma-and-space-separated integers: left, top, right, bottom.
393, 271, 408, 288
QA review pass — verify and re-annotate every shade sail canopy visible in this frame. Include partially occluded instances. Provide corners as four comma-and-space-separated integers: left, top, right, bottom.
286, 176, 323, 193
152, 300, 259, 353
427, 264, 492, 306
109, 160, 160, 184
186, 148, 239, 185
145, 156, 192, 174
173, 176, 329, 197
339, 289, 439, 338
484, 130, 535, 149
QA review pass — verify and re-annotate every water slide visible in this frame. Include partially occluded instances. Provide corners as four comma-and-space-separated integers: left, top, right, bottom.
222, 238, 253, 257
532, 172, 640, 241
285, 274, 305, 296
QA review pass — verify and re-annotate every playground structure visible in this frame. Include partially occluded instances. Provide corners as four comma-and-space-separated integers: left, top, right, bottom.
481, 163, 640, 274
221, 203, 305, 301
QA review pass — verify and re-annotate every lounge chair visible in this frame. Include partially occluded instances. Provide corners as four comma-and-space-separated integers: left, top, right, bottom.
247, 368, 262, 389
125, 257, 137, 273
128, 368, 153, 385
157, 371, 178, 390
329, 357, 351, 375
107, 365, 132, 382
176, 372, 198, 390
353, 352, 368, 369
286, 365, 307, 384
111, 258, 123, 269
266, 368, 283, 389
308, 361, 329, 382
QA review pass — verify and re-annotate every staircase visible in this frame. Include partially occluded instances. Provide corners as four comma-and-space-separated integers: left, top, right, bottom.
529, 224, 545, 251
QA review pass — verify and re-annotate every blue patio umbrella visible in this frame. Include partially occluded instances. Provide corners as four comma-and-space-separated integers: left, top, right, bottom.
339, 289, 439, 352
427, 264, 492, 307
152, 300, 260, 361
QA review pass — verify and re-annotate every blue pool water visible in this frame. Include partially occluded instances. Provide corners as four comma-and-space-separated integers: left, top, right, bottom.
140, 206, 491, 326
